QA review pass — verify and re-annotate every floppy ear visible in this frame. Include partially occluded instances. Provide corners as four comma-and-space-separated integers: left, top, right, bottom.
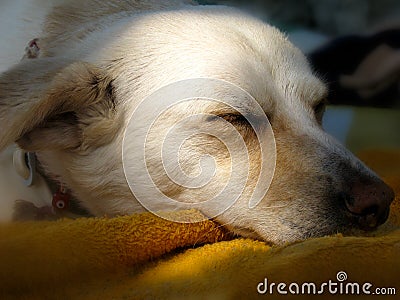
0, 58, 121, 152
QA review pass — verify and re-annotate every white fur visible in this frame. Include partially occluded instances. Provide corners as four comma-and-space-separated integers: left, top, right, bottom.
0, 0, 393, 243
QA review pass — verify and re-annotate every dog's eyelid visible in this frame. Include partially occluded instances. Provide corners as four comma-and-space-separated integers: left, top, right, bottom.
313, 98, 328, 111
312, 98, 328, 125
217, 113, 246, 123
205, 112, 248, 123
215, 108, 275, 122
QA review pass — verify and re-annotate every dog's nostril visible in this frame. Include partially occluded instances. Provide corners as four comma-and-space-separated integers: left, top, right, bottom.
358, 213, 379, 230
357, 207, 390, 231
359, 204, 379, 216
344, 194, 381, 217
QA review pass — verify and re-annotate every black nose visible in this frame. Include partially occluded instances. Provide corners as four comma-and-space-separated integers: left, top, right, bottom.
341, 178, 394, 230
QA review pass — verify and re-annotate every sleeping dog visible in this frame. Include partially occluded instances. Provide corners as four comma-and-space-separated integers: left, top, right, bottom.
0, 0, 394, 243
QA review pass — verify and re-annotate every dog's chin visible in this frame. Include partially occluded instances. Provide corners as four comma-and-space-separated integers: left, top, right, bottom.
224, 213, 360, 245
256, 223, 382, 245
224, 225, 265, 241
235, 228, 307, 245
248, 227, 335, 245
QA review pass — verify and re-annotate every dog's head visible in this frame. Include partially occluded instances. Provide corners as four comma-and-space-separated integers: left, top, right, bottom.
0, 6, 394, 243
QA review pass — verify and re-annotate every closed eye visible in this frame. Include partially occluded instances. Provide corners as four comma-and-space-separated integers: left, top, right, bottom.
313, 99, 328, 124
206, 113, 247, 124
218, 113, 247, 123
206, 111, 269, 130
206, 113, 255, 136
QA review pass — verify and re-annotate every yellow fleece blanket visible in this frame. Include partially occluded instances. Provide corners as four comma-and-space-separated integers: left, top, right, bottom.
1, 150, 399, 299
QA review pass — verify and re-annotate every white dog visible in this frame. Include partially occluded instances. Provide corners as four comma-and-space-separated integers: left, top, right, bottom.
0, 0, 394, 243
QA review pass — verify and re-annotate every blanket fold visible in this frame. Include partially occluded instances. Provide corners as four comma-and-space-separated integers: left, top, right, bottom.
0, 210, 227, 298
0, 149, 399, 299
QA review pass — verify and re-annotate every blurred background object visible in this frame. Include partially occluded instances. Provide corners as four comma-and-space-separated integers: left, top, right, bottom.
198, 0, 400, 35
199, 0, 400, 151
309, 29, 400, 108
